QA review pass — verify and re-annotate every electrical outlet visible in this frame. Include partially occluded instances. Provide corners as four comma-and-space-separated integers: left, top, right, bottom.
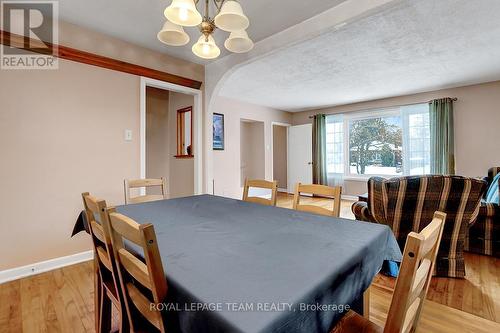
124, 129, 133, 142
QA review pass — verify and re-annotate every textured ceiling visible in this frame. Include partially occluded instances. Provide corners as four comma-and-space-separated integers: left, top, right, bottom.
58, 0, 346, 64
219, 0, 500, 111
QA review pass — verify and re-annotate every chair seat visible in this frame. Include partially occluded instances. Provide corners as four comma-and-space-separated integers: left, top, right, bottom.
331, 311, 383, 333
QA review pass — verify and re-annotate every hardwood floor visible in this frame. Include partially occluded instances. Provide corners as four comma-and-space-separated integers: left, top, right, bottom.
2, 260, 498, 333
372, 253, 500, 323
369, 285, 500, 333
0, 261, 96, 332
0, 193, 498, 332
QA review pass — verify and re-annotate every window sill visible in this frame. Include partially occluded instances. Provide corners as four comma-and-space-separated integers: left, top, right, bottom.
343, 176, 370, 182
342, 175, 396, 181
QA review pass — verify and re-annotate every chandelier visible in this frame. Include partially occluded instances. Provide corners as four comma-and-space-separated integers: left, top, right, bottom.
157, 0, 254, 60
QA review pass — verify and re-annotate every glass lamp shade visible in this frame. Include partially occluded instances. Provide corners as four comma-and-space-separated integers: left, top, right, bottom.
214, 0, 249, 32
192, 34, 221, 59
157, 21, 190, 46
224, 30, 254, 53
164, 0, 202, 27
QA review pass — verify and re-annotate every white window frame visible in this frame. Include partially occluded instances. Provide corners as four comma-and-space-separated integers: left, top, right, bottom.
325, 115, 344, 175
401, 105, 431, 176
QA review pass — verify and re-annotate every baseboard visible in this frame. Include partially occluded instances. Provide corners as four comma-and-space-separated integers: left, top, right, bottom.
342, 195, 358, 201
0, 250, 94, 284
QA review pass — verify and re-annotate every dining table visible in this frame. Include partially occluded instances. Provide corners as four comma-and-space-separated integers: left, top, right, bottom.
72, 194, 401, 333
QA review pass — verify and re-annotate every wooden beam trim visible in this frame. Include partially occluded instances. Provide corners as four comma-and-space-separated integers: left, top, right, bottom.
0, 30, 203, 90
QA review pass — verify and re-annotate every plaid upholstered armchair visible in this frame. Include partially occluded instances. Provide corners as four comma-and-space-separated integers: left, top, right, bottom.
465, 167, 500, 257
352, 175, 487, 278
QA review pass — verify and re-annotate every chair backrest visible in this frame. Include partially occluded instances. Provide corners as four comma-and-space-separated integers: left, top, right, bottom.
105, 207, 168, 332
366, 175, 487, 277
81, 193, 122, 301
242, 179, 278, 206
124, 178, 167, 204
293, 183, 342, 217
384, 211, 446, 333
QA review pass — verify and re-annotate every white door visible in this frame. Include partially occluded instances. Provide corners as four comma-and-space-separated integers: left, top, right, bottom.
288, 124, 313, 192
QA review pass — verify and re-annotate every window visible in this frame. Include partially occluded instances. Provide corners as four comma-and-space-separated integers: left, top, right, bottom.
325, 103, 430, 177
326, 115, 343, 174
403, 104, 431, 175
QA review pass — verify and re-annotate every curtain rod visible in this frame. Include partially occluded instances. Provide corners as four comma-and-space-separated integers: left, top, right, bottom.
307, 97, 458, 119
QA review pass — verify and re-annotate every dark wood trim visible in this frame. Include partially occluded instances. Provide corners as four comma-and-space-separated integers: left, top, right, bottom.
0, 30, 202, 90
176, 106, 194, 158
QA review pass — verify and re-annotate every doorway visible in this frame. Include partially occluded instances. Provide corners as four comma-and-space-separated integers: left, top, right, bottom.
240, 119, 265, 194
145, 87, 170, 196
272, 123, 290, 192
140, 77, 203, 196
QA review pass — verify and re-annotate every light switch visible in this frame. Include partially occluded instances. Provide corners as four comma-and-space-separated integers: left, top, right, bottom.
124, 129, 133, 141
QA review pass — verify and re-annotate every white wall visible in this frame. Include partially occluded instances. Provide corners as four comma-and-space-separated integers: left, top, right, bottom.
292, 80, 500, 196
212, 97, 292, 199
204, 0, 397, 195
240, 121, 265, 186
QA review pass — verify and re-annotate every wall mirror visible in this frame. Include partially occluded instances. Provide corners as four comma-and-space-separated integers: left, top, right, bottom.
176, 106, 193, 158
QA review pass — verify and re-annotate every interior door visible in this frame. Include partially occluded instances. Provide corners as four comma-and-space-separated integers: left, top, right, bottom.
288, 124, 313, 192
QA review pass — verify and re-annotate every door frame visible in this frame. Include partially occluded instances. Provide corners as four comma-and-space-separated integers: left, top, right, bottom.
140, 77, 203, 195
271, 121, 291, 193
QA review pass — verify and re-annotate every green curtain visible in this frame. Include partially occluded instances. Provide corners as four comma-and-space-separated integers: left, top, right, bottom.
429, 98, 455, 175
312, 114, 327, 185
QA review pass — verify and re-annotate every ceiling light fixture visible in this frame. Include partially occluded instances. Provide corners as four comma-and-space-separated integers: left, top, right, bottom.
158, 0, 253, 60
158, 21, 190, 46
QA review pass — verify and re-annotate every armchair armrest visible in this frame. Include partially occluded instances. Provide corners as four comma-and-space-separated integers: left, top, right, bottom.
352, 201, 376, 223
467, 201, 500, 257
479, 202, 500, 218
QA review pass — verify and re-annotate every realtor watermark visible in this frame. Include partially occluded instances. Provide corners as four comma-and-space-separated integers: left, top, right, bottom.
1, 0, 58, 69
150, 302, 351, 313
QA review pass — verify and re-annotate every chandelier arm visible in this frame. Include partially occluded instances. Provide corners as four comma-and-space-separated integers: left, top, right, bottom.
213, 0, 226, 13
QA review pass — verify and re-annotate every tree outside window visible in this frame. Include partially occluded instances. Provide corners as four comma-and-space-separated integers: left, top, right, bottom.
349, 117, 402, 175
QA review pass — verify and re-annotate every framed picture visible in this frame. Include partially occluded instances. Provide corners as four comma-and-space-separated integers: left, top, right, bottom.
213, 113, 225, 150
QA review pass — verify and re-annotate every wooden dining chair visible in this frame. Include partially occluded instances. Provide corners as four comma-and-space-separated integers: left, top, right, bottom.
293, 183, 342, 217
124, 178, 168, 204
331, 211, 446, 333
81, 193, 127, 333
104, 207, 168, 332
242, 179, 278, 206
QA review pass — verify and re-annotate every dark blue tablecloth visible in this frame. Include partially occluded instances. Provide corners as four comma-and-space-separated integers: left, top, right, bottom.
112, 195, 401, 333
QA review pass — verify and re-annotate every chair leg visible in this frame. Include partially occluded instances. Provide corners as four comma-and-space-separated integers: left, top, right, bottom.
363, 288, 370, 319
119, 308, 129, 333
99, 290, 112, 333
94, 258, 101, 333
